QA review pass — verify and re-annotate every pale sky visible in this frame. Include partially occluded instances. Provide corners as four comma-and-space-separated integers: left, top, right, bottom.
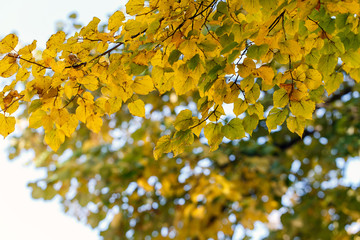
0, 0, 125, 46
0, 1, 125, 239
0, 1, 359, 240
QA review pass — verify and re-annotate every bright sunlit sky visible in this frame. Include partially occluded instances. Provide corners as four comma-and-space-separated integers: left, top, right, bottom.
0, 1, 124, 239
0, 1, 359, 240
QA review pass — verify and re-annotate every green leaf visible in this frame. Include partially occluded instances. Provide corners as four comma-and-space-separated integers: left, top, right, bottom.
168, 49, 182, 65
28, 99, 43, 113
204, 123, 224, 151
198, 40, 217, 52
154, 135, 172, 160
147, 18, 161, 34
138, 42, 157, 51
341, 51, 360, 68
243, 114, 259, 136
233, 98, 248, 116
247, 44, 269, 60
174, 109, 194, 131
247, 102, 264, 119
171, 130, 194, 156
320, 16, 335, 34
222, 118, 245, 140
318, 54, 337, 75
220, 41, 238, 55
187, 54, 200, 70
266, 108, 288, 132
309, 85, 325, 103
130, 63, 147, 75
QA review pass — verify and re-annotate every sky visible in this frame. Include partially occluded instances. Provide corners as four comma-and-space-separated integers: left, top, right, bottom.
0, 1, 124, 239
0, 1, 359, 240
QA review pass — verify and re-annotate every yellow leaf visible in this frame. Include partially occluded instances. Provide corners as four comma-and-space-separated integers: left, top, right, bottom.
29, 109, 52, 131
304, 69, 322, 90
132, 76, 154, 95
243, 0, 260, 14
324, 72, 343, 95
59, 114, 78, 137
305, 19, 318, 32
0, 55, 19, 78
289, 99, 315, 119
238, 58, 256, 78
44, 128, 65, 152
106, 97, 122, 115
228, 0, 242, 11
18, 40, 37, 57
241, 76, 255, 92
50, 108, 70, 127
287, 116, 305, 137
279, 40, 302, 57
151, 66, 174, 94
173, 64, 198, 95
124, 19, 147, 38
208, 105, 225, 122
86, 113, 103, 133
64, 80, 78, 99
16, 67, 30, 81
80, 17, 100, 36
349, 68, 360, 83
46, 31, 65, 50
0, 34, 18, 54
326, 1, 360, 14
108, 11, 125, 31
233, 98, 248, 116
256, 66, 274, 85
49, 60, 66, 73
78, 75, 99, 91
76, 104, 88, 123
128, 99, 145, 117
273, 88, 289, 108
0, 114, 15, 137
179, 40, 200, 59
341, 51, 360, 68
126, 0, 145, 15
246, 83, 260, 104
190, 118, 206, 137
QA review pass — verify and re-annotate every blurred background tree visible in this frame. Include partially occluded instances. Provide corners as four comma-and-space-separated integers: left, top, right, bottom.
3, 0, 360, 239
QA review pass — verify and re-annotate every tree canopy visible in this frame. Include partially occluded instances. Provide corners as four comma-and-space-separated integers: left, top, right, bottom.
1, 0, 360, 239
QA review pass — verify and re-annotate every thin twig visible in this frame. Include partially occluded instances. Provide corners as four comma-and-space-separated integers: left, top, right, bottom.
189, 0, 216, 20
268, 10, 285, 33
2, 95, 24, 113
190, 104, 219, 129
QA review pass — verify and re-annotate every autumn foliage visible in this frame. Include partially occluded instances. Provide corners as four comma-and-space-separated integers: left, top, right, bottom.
1, 0, 360, 239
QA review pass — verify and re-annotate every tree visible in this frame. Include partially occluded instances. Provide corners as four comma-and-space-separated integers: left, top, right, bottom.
1, 0, 360, 239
